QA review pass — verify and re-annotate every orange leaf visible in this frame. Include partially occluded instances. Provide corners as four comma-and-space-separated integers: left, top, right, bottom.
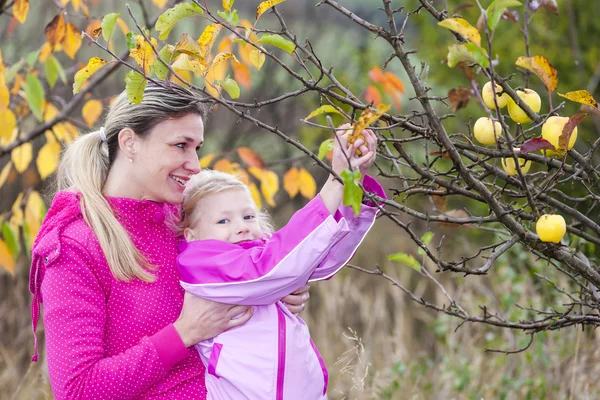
368, 66, 385, 84
283, 167, 299, 198
82, 99, 103, 127
45, 14, 66, 51
13, 0, 29, 24
85, 19, 102, 38
229, 162, 250, 185
213, 158, 233, 173
383, 72, 404, 93
351, 104, 390, 140
237, 147, 265, 168
0, 239, 15, 275
232, 62, 251, 89
515, 55, 558, 92
298, 168, 316, 199
116, 18, 130, 35
365, 85, 382, 106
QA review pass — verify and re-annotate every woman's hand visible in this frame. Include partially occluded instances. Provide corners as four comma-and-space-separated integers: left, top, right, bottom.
174, 292, 254, 347
281, 285, 310, 316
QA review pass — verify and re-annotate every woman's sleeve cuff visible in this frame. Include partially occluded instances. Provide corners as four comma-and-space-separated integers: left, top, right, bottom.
149, 324, 190, 369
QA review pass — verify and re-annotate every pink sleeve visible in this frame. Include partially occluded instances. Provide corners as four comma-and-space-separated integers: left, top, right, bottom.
41, 237, 189, 400
178, 195, 348, 305
309, 175, 386, 281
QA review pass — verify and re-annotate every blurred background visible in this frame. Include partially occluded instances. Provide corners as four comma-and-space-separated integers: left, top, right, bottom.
1, 0, 600, 398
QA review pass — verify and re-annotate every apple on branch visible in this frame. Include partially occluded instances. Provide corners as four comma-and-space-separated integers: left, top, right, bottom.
502, 148, 531, 176
507, 89, 541, 124
536, 214, 566, 244
473, 117, 502, 145
541, 116, 578, 157
482, 81, 508, 110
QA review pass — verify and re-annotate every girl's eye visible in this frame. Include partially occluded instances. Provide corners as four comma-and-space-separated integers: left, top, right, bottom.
244, 215, 255, 220
217, 219, 229, 224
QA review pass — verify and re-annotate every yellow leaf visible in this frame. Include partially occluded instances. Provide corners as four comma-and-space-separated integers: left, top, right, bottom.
229, 162, 250, 185
170, 69, 193, 87
82, 99, 103, 127
256, 0, 286, 21
0, 240, 15, 275
172, 54, 206, 75
73, 57, 108, 94
36, 140, 61, 180
0, 109, 17, 143
213, 158, 233, 173
25, 191, 45, 246
0, 161, 12, 189
0, 83, 8, 109
39, 42, 53, 63
212, 52, 239, 70
45, 14, 66, 50
116, 18, 129, 35
198, 24, 223, 59
14, 0, 29, 24
10, 193, 24, 227
61, 23, 81, 59
223, 0, 234, 11
249, 48, 265, 70
130, 35, 159, 73
305, 105, 342, 120
203, 60, 228, 97
174, 33, 205, 62
153, 0, 168, 8
515, 55, 558, 92
248, 182, 262, 209
351, 104, 390, 140
437, 18, 481, 47
199, 153, 216, 168
558, 90, 598, 109
283, 167, 299, 199
218, 36, 233, 54
249, 167, 278, 207
298, 168, 316, 199
11, 142, 33, 173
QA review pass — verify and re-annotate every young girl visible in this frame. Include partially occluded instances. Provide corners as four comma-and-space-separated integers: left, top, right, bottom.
177, 129, 385, 399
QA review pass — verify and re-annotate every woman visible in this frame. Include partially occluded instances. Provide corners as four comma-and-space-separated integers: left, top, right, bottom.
29, 82, 311, 399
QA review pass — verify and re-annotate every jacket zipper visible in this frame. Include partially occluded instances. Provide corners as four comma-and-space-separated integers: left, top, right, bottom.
276, 305, 286, 400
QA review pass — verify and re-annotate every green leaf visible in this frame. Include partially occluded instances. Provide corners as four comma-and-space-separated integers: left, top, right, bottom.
220, 77, 240, 99
23, 73, 45, 121
318, 138, 334, 159
257, 34, 295, 54
388, 252, 421, 272
25, 50, 40, 67
44, 55, 66, 89
305, 105, 342, 120
124, 70, 147, 104
1, 223, 20, 260
155, 2, 204, 40
418, 232, 434, 256
5, 60, 24, 83
101, 13, 120, 41
341, 169, 362, 216
153, 45, 173, 80
447, 43, 489, 68
487, 0, 522, 31
125, 32, 137, 50
218, 9, 239, 26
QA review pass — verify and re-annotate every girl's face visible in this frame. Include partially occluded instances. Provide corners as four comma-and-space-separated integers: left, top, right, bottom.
130, 114, 204, 204
184, 188, 263, 244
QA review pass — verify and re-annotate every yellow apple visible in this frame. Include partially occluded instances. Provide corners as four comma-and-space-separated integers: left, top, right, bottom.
473, 117, 502, 145
541, 116, 578, 157
482, 81, 508, 110
501, 148, 531, 176
507, 89, 541, 124
536, 214, 566, 244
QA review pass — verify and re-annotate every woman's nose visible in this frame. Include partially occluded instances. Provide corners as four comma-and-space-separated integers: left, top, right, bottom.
185, 152, 200, 174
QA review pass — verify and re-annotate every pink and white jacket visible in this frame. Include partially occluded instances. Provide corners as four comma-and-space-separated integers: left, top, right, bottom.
177, 175, 385, 400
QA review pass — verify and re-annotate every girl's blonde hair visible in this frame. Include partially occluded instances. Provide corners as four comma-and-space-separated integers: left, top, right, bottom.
57, 81, 208, 282
179, 169, 274, 236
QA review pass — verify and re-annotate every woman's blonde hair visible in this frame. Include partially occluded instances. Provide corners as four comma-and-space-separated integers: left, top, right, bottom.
57, 81, 208, 282
179, 169, 274, 236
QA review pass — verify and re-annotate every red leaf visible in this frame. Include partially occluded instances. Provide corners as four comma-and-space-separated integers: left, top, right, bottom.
520, 137, 556, 154
559, 113, 586, 150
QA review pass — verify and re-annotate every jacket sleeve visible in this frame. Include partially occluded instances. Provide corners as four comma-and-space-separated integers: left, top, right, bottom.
309, 174, 386, 281
178, 195, 349, 305
41, 237, 189, 400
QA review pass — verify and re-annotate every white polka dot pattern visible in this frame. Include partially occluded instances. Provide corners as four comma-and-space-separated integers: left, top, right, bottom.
31, 191, 207, 399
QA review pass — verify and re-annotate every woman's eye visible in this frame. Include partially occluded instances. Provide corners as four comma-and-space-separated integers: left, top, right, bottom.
217, 219, 229, 224
175, 143, 186, 149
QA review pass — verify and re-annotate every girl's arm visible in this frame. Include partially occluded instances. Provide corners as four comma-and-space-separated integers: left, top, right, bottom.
41, 237, 190, 400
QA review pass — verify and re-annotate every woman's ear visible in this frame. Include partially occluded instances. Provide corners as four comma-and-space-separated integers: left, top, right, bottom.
118, 127, 137, 159
184, 227, 196, 242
